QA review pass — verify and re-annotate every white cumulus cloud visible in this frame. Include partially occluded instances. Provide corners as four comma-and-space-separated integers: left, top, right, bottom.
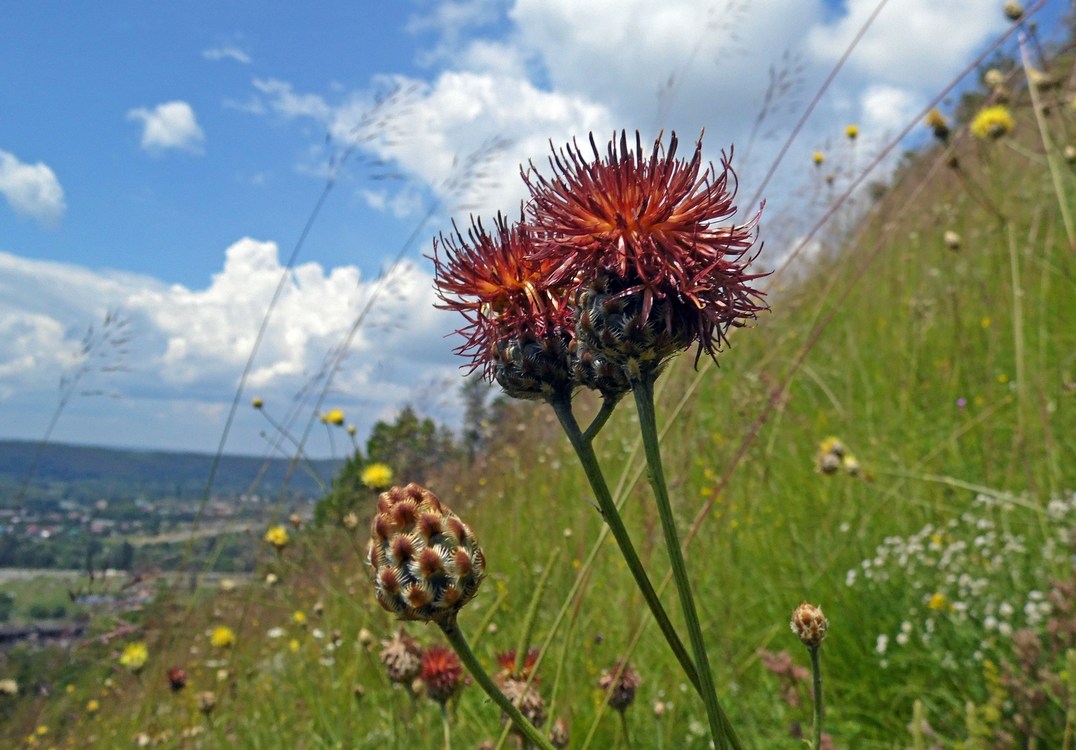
127, 101, 206, 153
0, 150, 66, 225
806, 0, 1008, 89
0, 241, 461, 451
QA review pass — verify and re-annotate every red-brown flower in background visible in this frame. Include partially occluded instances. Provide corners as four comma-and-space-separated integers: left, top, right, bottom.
496, 647, 541, 681
420, 644, 466, 706
525, 131, 767, 362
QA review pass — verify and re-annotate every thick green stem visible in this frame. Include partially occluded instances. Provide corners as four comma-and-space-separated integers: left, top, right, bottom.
631, 374, 741, 750
439, 618, 556, 750
549, 394, 701, 694
810, 645, 824, 750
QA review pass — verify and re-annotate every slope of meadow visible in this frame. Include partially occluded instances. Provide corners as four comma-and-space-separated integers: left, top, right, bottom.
2, 55, 1074, 750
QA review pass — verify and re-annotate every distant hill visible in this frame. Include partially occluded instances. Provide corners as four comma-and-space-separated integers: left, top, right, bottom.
0, 440, 340, 500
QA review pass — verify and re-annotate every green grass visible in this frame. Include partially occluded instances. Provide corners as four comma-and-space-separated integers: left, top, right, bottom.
3, 58, 1075, 750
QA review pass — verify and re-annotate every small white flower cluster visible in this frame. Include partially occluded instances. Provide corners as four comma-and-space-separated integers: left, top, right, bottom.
847, 491, 1074, 669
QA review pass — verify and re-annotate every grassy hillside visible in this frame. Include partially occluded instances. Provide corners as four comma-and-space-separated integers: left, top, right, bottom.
1, 55, 1074, 750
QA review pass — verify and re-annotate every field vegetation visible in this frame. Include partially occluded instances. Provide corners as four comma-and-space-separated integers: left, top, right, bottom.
1, 8, 1074, 749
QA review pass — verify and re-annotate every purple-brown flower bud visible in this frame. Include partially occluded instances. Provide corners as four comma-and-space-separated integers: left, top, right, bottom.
598, 660, 642, 712
367, 484, 486, 624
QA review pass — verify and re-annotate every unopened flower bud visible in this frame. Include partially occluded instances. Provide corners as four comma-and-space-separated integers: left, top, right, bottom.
367, 484, 486, 624
791, 602, 829, 648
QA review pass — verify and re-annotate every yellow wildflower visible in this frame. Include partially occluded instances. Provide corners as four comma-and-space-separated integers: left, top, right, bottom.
293, 610, 307, 625
321, 409, 345, 426
970, 105, 1014, 140
251, 397, 264, 409
928, 593, 949, 611
812, 151, 824, 166
86, 699, 100, 714
210, 626, 236, 649
361, 462, 394, 491
925, 109, 950, 141
289, 639, 300, 652
264, 525, 289, 551
845, 124, 859, 140
119, 642, 149, 673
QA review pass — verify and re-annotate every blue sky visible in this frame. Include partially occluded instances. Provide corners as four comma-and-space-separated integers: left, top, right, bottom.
0, 1, 1063, 457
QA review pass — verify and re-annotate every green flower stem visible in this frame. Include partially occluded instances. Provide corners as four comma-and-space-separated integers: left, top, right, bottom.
631, 373, 740, 750
549, 393, 702, 694
583, 395, 621, 442
810, 645, 824, 750
441, 704, 452, 750
439, 618, 556, 750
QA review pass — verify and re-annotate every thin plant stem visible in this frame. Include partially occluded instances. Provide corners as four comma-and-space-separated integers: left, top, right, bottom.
583, 395, 620, 442
620, 711, 634, 750
441, 704, 452, 750
810, 645, 824, 750
630, 374, 740, 750
1020, 33, 1076, 251
439, 617, 556, 750
548, 393, 702, 694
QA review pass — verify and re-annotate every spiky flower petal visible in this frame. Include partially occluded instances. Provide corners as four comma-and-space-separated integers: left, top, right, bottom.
431, 214, 574, 394
366, 484, 486, 624
525, 131, 767, 366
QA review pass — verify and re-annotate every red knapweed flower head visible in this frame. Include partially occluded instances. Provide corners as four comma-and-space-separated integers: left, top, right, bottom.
496, 647, 541, 681
431, 213, 576, 397
420, 644, 466, 705
525, 130, 768, 363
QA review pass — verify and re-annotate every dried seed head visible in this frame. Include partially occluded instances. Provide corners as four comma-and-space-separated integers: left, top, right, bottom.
500, 677, 547, 732
367, 483, 486, 624
791, 602, 829, 648
379, 628, 423, 685
549, 717, 570, 748
598, 660, 642, 712
196, 691, 217, 715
